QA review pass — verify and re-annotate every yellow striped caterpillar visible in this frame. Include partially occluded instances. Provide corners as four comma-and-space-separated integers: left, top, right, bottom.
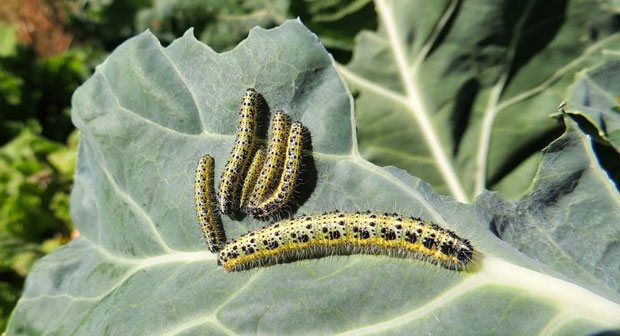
248, 111, 291, 210
218, 211, 474, 272
240, 148, 265, 209
218, 88, 258, 214
250, 121, 304, 218
194, 154, 226, 252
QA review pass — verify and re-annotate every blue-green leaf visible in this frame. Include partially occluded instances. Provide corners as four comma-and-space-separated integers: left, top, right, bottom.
7, 20, 620, 336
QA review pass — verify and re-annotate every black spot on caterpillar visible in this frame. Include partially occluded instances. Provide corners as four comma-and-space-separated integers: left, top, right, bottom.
218, 211, 474, 272
195, 155, 226, 252
248, 111, 291, 210
250, 121, 304, 218
218, 88, 258, 214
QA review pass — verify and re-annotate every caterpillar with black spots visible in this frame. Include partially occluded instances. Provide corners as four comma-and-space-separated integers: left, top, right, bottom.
248, 111, 291, 211
194, 154, 226, 252
218, 211, 474, 272
250, 121, 305, 218
218, 88, 258, 214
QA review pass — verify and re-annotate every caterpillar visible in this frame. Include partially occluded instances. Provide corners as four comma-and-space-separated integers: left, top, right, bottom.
194, 154, 226, 252
218, 88, 258, 214
218, 211, 474, 272
248, 111, 291, 210
250, 122, 304, 218
240, 148, 266, 209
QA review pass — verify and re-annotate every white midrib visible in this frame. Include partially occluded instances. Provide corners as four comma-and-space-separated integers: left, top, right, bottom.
335, 256, 620, 335
475, 82, 504, 195
375, 0, 469, 203
473, 0, 536, 196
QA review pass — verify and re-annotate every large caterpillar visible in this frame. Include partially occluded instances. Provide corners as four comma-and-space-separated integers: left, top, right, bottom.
218, 211, 474, 272
248, 111, 291, 210
218, 88, 258, 214
194, 155, 226, 252
250, 122, 304, 218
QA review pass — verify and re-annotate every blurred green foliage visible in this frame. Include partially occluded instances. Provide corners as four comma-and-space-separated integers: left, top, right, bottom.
70, 0, 154, 48
0, 50, 90, 144
0, 123, 77, 331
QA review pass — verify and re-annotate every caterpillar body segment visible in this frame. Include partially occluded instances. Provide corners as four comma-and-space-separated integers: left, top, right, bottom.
218, 88, 259, 214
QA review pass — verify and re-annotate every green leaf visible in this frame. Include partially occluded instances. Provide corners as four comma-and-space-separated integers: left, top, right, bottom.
341, 0, 620, 201
291, 0, 377, 52
7, 20, 620, 335
564, 51, 620, 152
476, 117, 620, 299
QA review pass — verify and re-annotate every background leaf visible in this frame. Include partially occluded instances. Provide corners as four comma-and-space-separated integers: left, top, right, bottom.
341, 0, 620, 201
290, 0, 376, 54
476, 117, 620, 299
7, 20, 620, 335
564, 51, 620, 152
561, 51, 620, 187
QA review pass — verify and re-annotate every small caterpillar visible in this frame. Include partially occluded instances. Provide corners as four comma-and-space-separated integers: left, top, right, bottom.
218, 88, 258, 214
248, 111, 291, 209
250, 122, 304, 218
240, 148, 266, 209
218, 211, 474, 272
194, 155, 226, 252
